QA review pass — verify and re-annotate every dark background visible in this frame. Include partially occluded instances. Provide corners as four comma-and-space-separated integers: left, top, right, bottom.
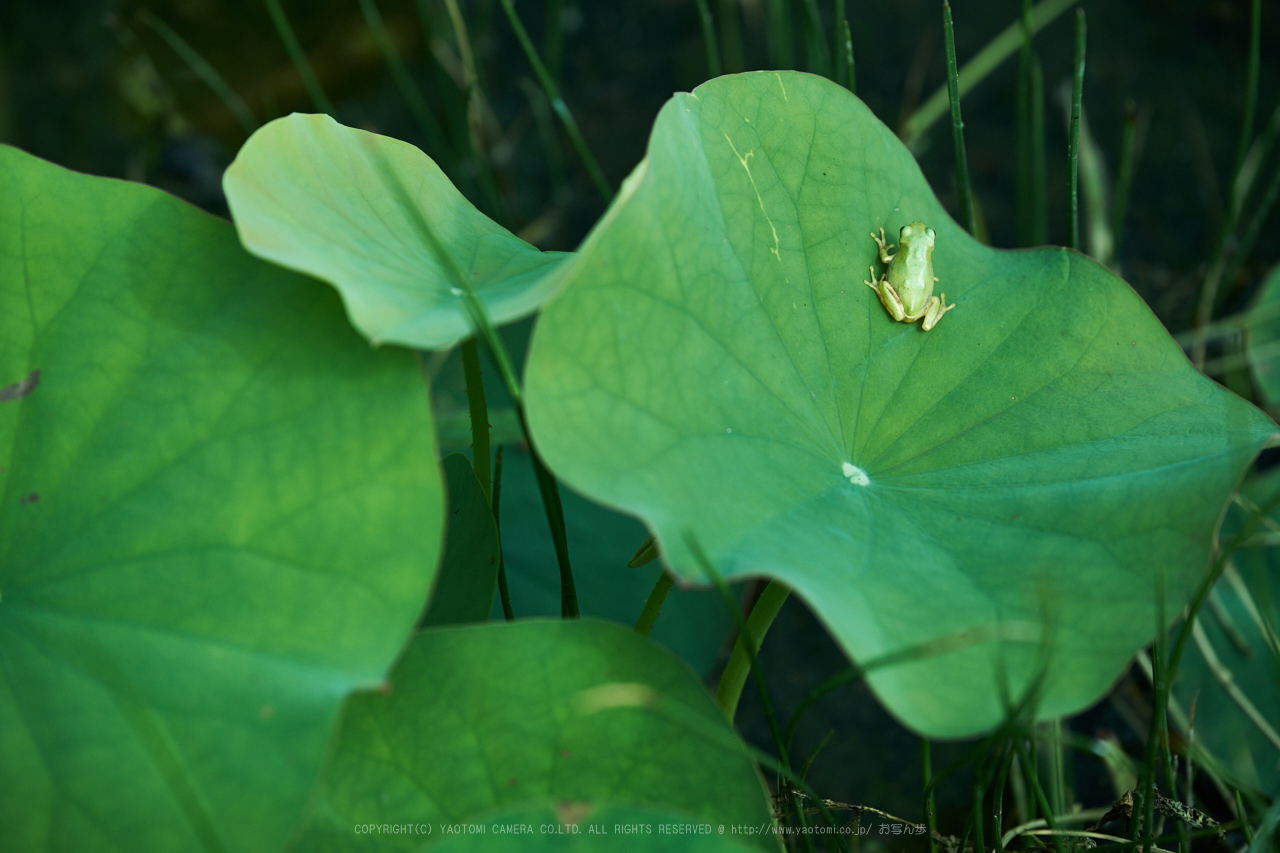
4, 0, 1279, 324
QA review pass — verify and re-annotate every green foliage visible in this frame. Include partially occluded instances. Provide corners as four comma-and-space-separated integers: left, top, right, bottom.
1174, 469, 1280, 798
292, 620, 779, 852
9, 0, 1280, 841
522, 71, 1275, 737
222, 114, 570, 350
0, 146, 443, 852
493, 446, 733, 677
1247, 264, 1280, 405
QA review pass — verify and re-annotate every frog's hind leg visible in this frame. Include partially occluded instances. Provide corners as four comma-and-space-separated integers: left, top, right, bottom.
875, 281, 908, 322
920, 294, 956, 331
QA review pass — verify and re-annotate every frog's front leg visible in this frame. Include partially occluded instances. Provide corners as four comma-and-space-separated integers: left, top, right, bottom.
870, 228, 896, 264
920, 293, 955, 331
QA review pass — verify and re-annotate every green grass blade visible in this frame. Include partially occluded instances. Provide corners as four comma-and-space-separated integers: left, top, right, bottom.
1110, 100, 1140, 256
923, 738, 937, 853
841, 18, 855, 93
1232, 0, 1263, 219
972, 762, 987, 853
437, 0, 506, 221
1225, 158, 1280, 290
1068, 8, 1086, 251
798, 0, 831, 76
658, 714, 848, 852
902, 0, 1078, 147
1195, 0, 1265, 368
834, 0, 846, 85
138, 11, 257, 135
764, 0, 795, 70
943, 1, 976, 235
261, 0, 334, 114
798, 729, 834, 782
718, 0, 746, 73
459, 337, 491, 501
1234, 97, 1280, 218
1191, 619, 1280, 752
497, 0, 611, 202
544, 0, 565, 81
1032, 52, 1048, 244
686, 539, 803, 840
1140, 630, 1166, 852
781, 621, 1048, 759
524, 442, 578, 618
783, 668, 860, 753
492, 445, 514, 621
519, 78, 567, 191
993, 745, 1014, 853
1238, 791, 1258, 849
1016, 738, 1066, 853
1244, 798, 1280, 853
1147, 490, 1280, 850
1073, 104, 1114, 263
694, 0, 723, 78
1046, 719, 1067, 817
1015, 0, 1034, 247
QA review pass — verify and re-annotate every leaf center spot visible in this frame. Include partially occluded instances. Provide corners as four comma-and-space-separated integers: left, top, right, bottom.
841, 462, 870, 487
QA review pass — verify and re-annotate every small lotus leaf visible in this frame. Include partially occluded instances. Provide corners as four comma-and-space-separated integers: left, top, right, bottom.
293, 620, 779, 852
223, 114, 569, 350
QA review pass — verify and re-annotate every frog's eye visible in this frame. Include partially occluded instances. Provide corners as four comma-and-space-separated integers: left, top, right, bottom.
926, 228, 935, 239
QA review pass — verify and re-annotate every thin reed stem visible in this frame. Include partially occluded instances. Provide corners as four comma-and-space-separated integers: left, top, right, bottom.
497, 0, 612, 202
943, 1, 976, 235
1032, 54, 1048, 244
635, 571, 675, 637
492, 445, 513, 621
459, 338, 491, 502
358, 0, 451, 161
261, 0, 334, 114
1068, 9, 1086, 251
923, 739, 937, 853
139, 12, 257, 135
841, 19, 855, 93
694, 0, 723, 78
1111, 101, 1139, 255
901, 0, 1080, 147
718, 0, 746, 72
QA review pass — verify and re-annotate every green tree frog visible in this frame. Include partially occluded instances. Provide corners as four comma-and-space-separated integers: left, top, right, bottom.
863, 222, 954, 331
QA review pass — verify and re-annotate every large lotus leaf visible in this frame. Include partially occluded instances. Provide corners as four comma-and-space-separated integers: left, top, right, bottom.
223, 113, 570, 350
523, 70, 1277, 737
1172, 470, 1280, 796
419, 805, 763, 852
421, 454, 500, 627
293, 620, 780, 852
0, 146, 443, 852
